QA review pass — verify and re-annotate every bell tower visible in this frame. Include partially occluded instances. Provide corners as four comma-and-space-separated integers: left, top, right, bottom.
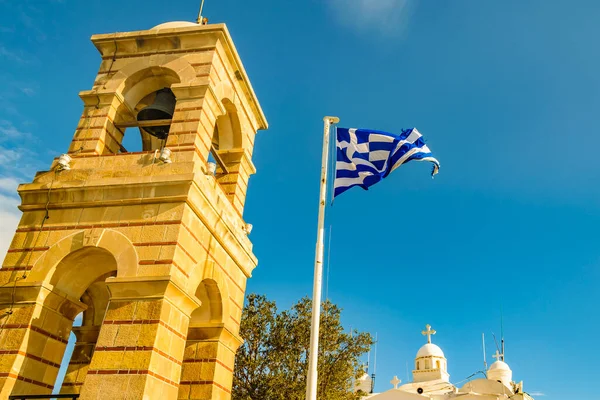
0, 20, 267, 400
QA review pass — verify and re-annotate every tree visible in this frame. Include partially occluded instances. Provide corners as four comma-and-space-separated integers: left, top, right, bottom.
233, 294, 374, 400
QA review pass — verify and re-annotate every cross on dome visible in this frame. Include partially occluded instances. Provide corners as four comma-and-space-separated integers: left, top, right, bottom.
390, 376, 401, 389
492, 350, 504, 362
421, 324, 436, 344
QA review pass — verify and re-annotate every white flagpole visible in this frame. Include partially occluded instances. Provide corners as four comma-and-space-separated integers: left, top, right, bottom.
306, 116, 340, 400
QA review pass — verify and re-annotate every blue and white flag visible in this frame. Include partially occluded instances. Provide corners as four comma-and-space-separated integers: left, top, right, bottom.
334, 127, 440, 198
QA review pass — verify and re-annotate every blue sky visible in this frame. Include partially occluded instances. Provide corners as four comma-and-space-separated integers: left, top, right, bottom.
1, 0, 599, 398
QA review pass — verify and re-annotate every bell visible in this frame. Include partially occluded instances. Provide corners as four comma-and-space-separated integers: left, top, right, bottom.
137, 88, 176, 140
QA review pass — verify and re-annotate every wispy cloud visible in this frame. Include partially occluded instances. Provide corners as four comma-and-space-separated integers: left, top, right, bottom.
0, 146, 21, 165
529, 392, 545, 397
0, 192, 21, 260
0, 123, 42, 258
327, 0, 418, 35
0, 174, 21, 260
0, 138, 39, 259
0, 120, 31, 140
0, 46, 29, 63
0, 121, 42, 179
0, 177, 20, 192
0, 144, 41, 177
0, 74, 39, 116
21, 87, 35, 96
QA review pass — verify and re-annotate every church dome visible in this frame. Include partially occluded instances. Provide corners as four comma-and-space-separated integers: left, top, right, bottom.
416, 343, 445, 358
488, 357, 513, 389
354, 372, 372, 393
489, 360, 510, 371
152, 21, 199, 30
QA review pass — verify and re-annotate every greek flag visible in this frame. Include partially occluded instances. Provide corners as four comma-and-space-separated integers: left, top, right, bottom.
334, 127, 440, 198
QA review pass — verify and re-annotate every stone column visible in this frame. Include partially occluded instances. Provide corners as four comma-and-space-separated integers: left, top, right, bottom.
60, 326, 100, 395
0, 282, 85, 398
214, 149, 255, 217
79, 277, 199, 400
178, 324, 243, 400
70, 91, 127, 156
168, 84, 214, 162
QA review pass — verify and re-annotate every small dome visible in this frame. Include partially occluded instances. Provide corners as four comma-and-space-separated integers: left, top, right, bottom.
152, 21, 198, 30
489, 360, 511, 371
488, 360, 513, 388
416, 343, 445, 358
357, 372, 371, 381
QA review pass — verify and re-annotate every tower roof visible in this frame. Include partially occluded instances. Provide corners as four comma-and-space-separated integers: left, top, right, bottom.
416, 324, 445, 358
489, 360, 511, 371
152, 21, 199, 30
91, 23, 268, 131
489, 350, 510, 371
416, 343, 445, 358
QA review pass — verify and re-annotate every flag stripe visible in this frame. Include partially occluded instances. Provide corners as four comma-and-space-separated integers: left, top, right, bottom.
334, 127, 440, 198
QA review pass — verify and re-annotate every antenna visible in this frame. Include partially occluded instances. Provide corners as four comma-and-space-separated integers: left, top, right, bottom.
492, 332, 500, 354
196, 0, 207, 24
482, 333, 487, 370
373, 333, 378, 374
366, 350, 370, 374
371, 333, 378, 394
500, 307, 505, 361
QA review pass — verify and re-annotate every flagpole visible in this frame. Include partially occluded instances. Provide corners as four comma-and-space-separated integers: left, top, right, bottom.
306, 116, 339, 400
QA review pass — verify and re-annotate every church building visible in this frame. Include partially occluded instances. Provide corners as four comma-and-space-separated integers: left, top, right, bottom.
357, 325, 535, 400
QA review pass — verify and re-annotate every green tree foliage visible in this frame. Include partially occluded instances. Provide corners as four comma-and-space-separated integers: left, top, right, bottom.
233, 294, 374, 400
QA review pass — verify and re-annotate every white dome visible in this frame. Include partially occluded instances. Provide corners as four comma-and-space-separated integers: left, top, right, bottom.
416, 343, 445, 358
489, 360, 511, 371
354, 372, 372, 393
152, 21, 198, 30
357, 372, 371, 382
488, 360, 513, 388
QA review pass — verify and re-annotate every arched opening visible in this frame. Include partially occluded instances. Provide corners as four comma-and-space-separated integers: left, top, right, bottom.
213, 99, 242, 151
179, 279, 225, 398
34, 247, 118, 395
436, 360, 441, 369
113, 67, 181, 153
48, 247, 117, 299
190, 279, 223, 325
209, 99, 243, 175
416, 361, 420, 370
54, 311, 83, 396
424, 359, 430, 370
58, 275, 114, 395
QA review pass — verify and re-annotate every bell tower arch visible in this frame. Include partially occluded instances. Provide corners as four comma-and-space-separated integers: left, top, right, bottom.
0, 20, 267, 400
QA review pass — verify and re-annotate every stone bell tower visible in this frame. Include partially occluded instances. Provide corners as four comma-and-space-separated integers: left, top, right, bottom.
0, 20, 267, 400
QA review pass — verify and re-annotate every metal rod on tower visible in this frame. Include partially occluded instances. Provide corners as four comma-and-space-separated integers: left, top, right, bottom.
373, 333, 378, 373
501, 308, 505, 361
196, 0, 206, 23
492, 332, 500, 354
371, 333, 378, 394
482, 333, 487, 370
